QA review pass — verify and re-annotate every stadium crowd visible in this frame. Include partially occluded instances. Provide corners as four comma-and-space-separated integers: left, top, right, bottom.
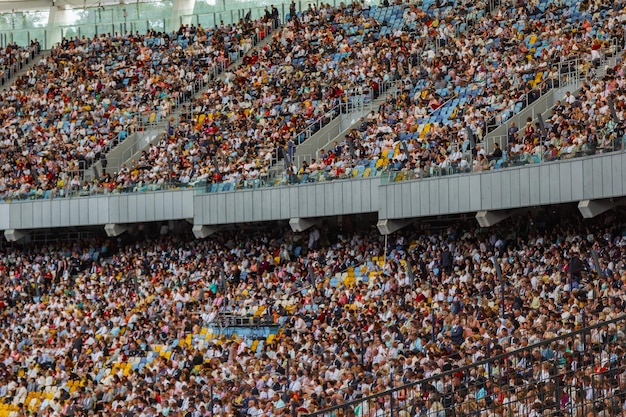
0, 14, 278, 200
300, 48, 626, 183
0, 209, 624, 416
2, 0, 625, 198
292, 2, 626, 183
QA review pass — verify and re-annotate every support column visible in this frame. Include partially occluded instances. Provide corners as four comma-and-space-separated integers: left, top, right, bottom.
475, 210, 514, 228
46, 5, 75, 49
376, 219, 413, 235
170, 0, 196, 31
4, 229, 28, 242
289, 218, 321, 233
578, 198, 625, 219
192, 225, 220, 239
104, 224, 128, 237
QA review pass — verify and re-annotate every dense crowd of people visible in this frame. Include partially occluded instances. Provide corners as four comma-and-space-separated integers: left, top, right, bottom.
0, 1, 625, 417
0, 14, 278, 200
294, 48, 626, 182
0, 208, 624, 417
286, 0, 626, 183
0, 0, 621, 198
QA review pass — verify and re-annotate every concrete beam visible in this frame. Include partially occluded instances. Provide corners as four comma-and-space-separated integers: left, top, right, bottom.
4, 230, 28, 242
578, 198, 625, 219
376, 219, 413, 235
289, 218, 322, 233
475, 210, 514, 228
104, 224, 128, 237
192, 225, 220, 239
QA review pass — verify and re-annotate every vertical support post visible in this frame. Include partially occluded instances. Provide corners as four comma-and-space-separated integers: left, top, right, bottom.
555, 367, 561, 412
582, 309, 587, 352
431, 304, 436, 342
487, 344, 492, 379
389, 372, 395, 417
359, 331, 364, 366
492, 256, 504, 319
210, 385, 214, 417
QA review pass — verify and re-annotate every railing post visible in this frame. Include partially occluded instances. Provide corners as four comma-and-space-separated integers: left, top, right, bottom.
389, 373, 394, 417
555, 368, 561, 413
359, 331, 364, 366
487, 344, 492, 379
431, 304, 436, 342
582, 309, 587, 352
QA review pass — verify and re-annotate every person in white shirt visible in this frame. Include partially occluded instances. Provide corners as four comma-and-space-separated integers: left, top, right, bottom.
247, 399, 264, 416
293, 315, 307, 333
288, 374, 301, 392
450, 146, 463, 164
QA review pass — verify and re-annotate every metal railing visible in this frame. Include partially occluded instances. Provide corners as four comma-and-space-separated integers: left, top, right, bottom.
300, 313, 626, 417
485, 36, 620, 133
0, 30, 47, 50
379, 132, 626, 185
290, 88, 373, 146
484, 57, 588, 133
0, 41, 41, 86
3, 131, 623, 202
0, 0, 335, 50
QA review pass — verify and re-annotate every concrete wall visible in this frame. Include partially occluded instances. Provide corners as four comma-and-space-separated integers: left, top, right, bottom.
2, 151, 626, 231
0, 190, 194, 230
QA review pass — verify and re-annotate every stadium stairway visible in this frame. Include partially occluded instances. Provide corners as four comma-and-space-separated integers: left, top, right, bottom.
86, 21, 282, 180
0, 44, 43, 88
481, 52, 623, 153
272, 89, 395, 178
